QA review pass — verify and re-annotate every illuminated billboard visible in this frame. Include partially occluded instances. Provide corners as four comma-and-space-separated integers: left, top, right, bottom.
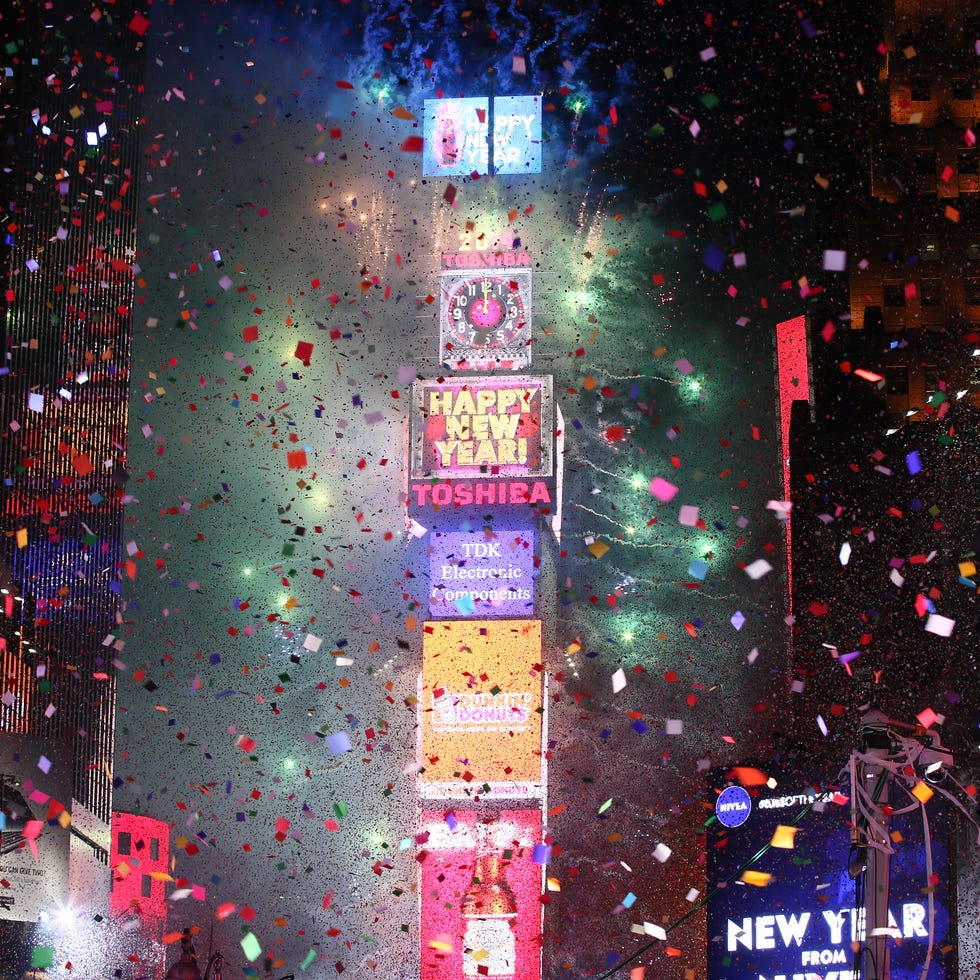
420, 808, 543, 980
0, 734, 72, 922
439, 251, 533, 371
424, 97, 489, 176
411, 376, 552, 480
428, 529, 536, 618
419, 619, 543, 799
492, 96, 542, 175
423, 96, 542, 176
705, 767, 953, 980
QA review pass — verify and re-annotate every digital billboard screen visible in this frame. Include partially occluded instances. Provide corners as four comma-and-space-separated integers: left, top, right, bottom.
705, 766, 953, 980
410, 376, 552, 480
424, 97, 490, 176
0, 734, 72, 922
428, 529, 536, 619
419, 808, 543, 980
419, 619, 544, 799
423, 96, 542, 176
491, 96, 542, 174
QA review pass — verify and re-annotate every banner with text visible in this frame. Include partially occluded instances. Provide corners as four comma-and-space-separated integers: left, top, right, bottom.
705, 765, 953, 980
411, 375, 552, 480
428, 529, 536, 618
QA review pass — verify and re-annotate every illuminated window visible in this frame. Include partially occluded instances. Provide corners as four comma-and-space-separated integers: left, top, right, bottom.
920, 235, 940, 261
883, 281, 906, 306
958, 149, 979, 176
952, 77, 975, 101
908, 77, 930, 101
920, 279, 943, 306
117, 832, 131, 856
885, 366, 909, 396
965, 278, 980, 305
881, 235, 904, 262
915, 147, 935, 175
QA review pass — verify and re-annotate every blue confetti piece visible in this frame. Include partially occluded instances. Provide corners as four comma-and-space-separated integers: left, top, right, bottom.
702, 243, 726, 273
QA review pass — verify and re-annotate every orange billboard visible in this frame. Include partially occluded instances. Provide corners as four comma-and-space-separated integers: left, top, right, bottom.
419, 619, 543, 799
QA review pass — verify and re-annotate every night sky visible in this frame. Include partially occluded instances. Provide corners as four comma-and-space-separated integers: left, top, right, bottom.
3, 0, 978, 977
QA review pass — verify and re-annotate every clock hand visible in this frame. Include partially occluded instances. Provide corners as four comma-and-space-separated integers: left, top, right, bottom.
482, 279, 490, 314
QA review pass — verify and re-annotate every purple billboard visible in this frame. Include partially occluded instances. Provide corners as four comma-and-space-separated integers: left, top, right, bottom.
428, 529, 536, 617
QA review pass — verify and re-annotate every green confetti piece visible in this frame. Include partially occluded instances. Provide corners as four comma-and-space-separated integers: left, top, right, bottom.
301, 948, 317, 970
241, 931, 262, 962
598, 798, 613, 814
32, 947, 55, 969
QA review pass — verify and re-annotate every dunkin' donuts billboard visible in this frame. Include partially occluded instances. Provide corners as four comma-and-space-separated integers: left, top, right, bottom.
419, 619, 543, 799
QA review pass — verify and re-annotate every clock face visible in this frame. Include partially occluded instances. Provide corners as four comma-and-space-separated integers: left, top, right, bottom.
446, 276, 526, 348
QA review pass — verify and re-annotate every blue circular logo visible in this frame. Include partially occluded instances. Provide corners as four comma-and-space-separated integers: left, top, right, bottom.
715, 785, 752, 828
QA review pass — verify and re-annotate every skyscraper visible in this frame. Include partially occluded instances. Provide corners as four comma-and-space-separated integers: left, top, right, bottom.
1, 0, 146, 904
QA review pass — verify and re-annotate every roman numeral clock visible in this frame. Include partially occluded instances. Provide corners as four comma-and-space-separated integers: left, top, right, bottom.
439, 251, 533, 371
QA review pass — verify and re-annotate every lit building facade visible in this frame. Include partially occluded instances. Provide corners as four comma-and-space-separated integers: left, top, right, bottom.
0, 0, 146, 959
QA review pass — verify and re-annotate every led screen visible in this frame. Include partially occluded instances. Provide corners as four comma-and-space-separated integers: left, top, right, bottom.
419, 808, 543, 980
491, 96, 542, 174
0, 734, 72, 922
411, 376, 552, 480
428, 529, 536, 618
423, 98, 490, 176
705, 767, 953, 980
423, 97, 542, 176
419, 619, 544, 798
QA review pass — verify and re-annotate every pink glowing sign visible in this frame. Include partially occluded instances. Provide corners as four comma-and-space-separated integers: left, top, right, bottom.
420, 808, 543, 980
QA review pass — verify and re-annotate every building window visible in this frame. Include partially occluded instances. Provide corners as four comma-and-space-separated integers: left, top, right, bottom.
885, 366, 909, 396
958, 149, 979, 176
965, 278, 980, 305
150, 838, 159, 862
881, 235, 904, 262
142, 874, 153, 899
952, 77, 975, 101
883, 281, 906, 306
915, 147, 935, 175
924, 366, 942, 403
908, 77, 931, 101
920, 236, 940, 261
920, 279, 943, 306
117, 832, 131, 856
